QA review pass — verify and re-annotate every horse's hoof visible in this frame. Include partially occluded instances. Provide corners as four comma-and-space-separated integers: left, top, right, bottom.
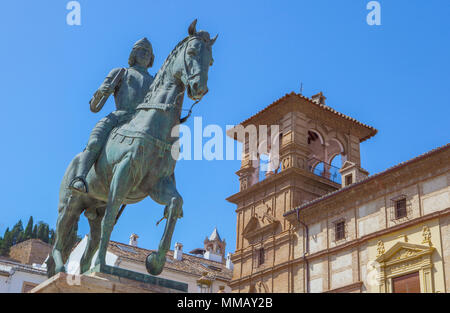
146, 252, 165, 276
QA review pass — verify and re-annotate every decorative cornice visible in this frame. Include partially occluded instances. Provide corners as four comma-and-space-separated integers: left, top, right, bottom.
227, 166, 339, 205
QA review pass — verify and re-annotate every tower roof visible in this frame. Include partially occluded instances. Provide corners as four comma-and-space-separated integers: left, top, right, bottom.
209, 227, 222, 242
227, 92, 377, 143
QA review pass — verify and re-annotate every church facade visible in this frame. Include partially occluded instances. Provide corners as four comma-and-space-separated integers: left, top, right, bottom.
227, 92, 450, 293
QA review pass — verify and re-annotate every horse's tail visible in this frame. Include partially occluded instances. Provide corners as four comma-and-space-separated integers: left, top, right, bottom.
46, 254, 55, 278
114, 204, 127, 225
46, 220, 79, 278
47, 153, 84, 278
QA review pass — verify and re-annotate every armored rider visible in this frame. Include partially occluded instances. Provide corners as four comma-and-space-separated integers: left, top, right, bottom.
69, 38, 155, 193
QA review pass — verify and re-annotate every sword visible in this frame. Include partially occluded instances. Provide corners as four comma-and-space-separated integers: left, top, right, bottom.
89, 68, 126, 113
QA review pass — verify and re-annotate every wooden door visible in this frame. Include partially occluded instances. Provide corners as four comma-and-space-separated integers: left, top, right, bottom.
392, 272, 421, 293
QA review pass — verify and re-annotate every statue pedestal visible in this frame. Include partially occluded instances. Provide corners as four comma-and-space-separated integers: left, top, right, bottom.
30, 264, 187, 293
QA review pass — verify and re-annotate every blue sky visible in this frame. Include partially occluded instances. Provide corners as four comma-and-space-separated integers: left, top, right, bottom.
0, 1, 449, 256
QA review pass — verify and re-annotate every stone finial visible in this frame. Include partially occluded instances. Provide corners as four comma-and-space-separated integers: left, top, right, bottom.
422, 226, 432, 246
376, 240, 385, 257
397, 234, 408, 242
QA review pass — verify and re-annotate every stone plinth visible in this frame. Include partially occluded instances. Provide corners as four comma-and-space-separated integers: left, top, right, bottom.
30, 264, 187, 293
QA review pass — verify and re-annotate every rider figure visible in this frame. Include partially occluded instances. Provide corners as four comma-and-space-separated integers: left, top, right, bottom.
69, 38, 155, 193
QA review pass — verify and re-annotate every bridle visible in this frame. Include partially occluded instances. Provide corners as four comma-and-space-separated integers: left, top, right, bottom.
180, 36, 210, 123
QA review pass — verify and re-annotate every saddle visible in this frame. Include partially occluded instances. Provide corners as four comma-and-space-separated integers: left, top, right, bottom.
110, 127, 174, 157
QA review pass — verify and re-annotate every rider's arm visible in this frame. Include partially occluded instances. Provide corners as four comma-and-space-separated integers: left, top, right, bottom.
89, 68, 125, 113
97, 68, 124, 96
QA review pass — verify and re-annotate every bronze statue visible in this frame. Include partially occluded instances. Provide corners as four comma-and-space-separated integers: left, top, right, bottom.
47, 20, 216, 277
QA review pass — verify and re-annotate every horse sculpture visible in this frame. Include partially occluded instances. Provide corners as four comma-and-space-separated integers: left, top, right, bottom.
47, 20, 216, 277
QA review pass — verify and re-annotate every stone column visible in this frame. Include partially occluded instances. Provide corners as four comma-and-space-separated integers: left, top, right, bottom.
280, 111, 309, 171
347, 134, 361, 166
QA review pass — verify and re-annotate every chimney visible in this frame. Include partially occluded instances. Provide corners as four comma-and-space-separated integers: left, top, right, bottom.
226, 252, 234, 270
174, 242, 183, 261
311, 92, 326, 105
129, 233, 139, 247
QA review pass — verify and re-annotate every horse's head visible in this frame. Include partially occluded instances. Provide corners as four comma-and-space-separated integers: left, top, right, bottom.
178, 19, 217, 101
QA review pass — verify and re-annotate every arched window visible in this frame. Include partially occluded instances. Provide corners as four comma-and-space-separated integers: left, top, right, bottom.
328, 154, 342, 184
312, 162, 325, 176
330, 154, 342, 169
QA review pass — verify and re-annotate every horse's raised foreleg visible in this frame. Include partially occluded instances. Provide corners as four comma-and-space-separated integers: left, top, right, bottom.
146, 175, 183, 275
80, 206, 105, 273
95, 155, 133, 267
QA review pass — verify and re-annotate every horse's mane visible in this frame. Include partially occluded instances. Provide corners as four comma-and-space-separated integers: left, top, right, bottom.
144, 36, 190, 102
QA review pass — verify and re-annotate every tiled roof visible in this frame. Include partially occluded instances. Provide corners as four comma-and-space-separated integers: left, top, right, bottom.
238, 92, 377, 142
284, 142, 450, 217
108, 241, 232, 282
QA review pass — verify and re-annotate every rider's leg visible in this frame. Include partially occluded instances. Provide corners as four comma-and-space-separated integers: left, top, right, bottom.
70, 114, 118, 193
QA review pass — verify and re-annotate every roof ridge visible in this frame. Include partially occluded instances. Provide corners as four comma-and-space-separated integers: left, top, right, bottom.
295, 93, 377, 134
237, 92, 377, 142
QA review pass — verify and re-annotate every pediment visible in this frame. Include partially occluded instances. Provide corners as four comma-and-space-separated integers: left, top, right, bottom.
242, 204, 279, 239
340, 160, 356, 171
376, 242, 434, 264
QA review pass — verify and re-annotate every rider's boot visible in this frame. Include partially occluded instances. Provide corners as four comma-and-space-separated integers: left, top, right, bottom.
69, 148, 98, 194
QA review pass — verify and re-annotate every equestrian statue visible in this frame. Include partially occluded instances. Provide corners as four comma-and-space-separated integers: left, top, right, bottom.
47, 19, 216, 277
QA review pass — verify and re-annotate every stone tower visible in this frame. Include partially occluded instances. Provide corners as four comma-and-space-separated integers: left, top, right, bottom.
204, 227, 226, 263
226, 92, 377, 292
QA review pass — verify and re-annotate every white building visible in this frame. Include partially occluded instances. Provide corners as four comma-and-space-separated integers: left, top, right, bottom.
67, 228, 234, 293
0, 257, 47, 293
